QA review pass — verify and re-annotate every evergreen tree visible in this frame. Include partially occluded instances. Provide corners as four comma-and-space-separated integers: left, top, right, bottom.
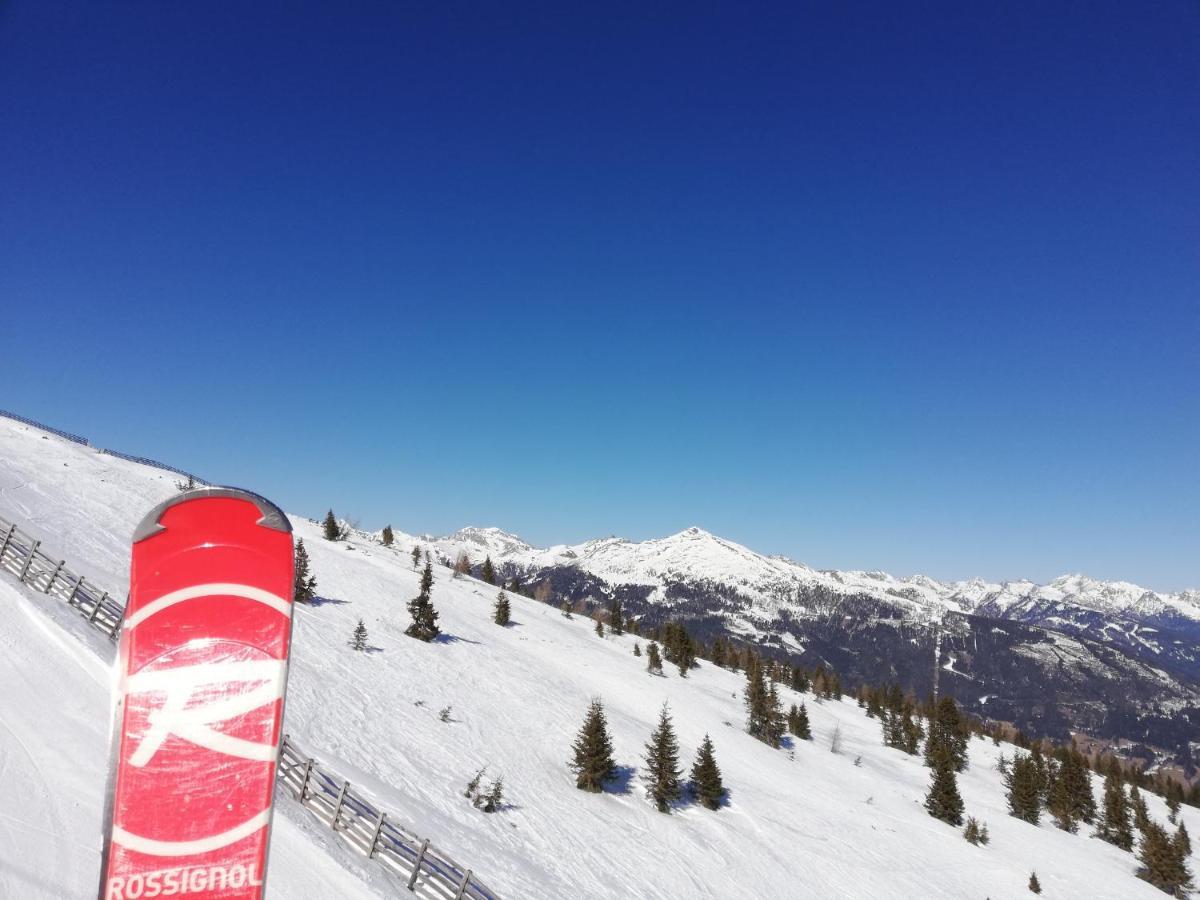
690, 734, 726, 810
493, 590, 511, 626
643, 703, 682, 813
1132, 783, 1151, 833
323, 509, 340, 541
1028, 872, 1041, 894
1095, 764, 1134, 851
1176, 821, 1192, 859
481, 777, 504, 813
924, 695, 968, 773
1007, 754, 1043, 825
480, 556, 496, 585
661, 621, 696, 676
964, 817, 982, 845
787, 702, 812, 740
594, 616, 605, 638
744, 656, 784, 747
609, 599, 624, 636
405, 561, 440, 641
925, 740, 965, 826
633, 641, 642, 657
561, 599, 573, 618
411, 545, 421, 570
381, 525, 394, 547
646, 641, 664, 675
571, 699, 616, 792
351, 618, 368, 651
293, 539, 317, 604
1138, 820, 1193, 896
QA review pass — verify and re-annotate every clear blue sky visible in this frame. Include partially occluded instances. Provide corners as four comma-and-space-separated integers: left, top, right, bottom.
1, 2, 1197, 589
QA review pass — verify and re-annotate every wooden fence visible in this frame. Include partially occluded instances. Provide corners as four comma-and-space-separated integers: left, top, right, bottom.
0, 511, 503, 899
278, 737, 499, 900
0, 514, 123, 638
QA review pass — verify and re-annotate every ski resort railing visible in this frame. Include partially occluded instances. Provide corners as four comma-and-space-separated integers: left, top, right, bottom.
0, 409, 208, 486
278, 737, 500, 900
0, 408, 90, 445
0, 514, 124, 638
0, 510, 504, 899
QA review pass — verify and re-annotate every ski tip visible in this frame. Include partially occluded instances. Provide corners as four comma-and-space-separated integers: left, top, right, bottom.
133, 487, 292, 543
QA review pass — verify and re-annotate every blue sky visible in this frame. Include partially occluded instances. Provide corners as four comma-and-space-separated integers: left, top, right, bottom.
1, 2, 1197, 589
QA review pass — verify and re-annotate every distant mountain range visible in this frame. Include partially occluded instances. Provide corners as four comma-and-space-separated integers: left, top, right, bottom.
400, 524, 1200, 763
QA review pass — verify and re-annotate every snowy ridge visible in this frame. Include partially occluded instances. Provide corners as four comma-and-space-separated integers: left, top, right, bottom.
414, 524, 1199, 629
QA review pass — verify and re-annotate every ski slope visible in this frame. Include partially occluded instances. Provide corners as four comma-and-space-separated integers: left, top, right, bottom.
0, 576, 387, 899
0, 416, 1194, 899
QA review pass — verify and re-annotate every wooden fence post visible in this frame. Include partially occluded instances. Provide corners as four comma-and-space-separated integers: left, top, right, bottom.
89, 592, 108, 623
18, 539, 40, 582
330, 781, 350, 830
67, 575, 84, 607
407, 838, 429, 889
43, 560, 65, 594
0, 523, 15, 561
367, 811, 387, 859
297, 759, 315, 803
455, 869, 473, 900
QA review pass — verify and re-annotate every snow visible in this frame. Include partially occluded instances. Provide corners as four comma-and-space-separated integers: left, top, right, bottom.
0, 415, 1196, 899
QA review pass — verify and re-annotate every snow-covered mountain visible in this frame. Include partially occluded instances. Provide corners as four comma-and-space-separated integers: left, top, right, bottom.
420, 525, 1199, 629
410, 525, 1200, 752
0, 413, 1195, 900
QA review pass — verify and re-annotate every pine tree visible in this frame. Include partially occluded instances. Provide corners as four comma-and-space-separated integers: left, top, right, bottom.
481, 776, 504, 813
594, 617, 605, 638
351, 618, 368, 651
1007, 754, 1042, 825
609, 599, 624, 636
643, 703, 682, 813
381, 525, 394, 547
323, 509, 340, 541
1095, 764, 1134, 851
293, 539, 317, 604
571, 699, 616, 792
560, 599, 573, 618
1028, 871, 1041, 894
405, 561, 440, 641
925, 740, 965, 826
925, 695, 968, 773
744, 657, 784, 747
690, 734, 726, 810
1047, 748, 1093, 834
411, 545, 421, 569
480, 556, 496, 585
1138, 820, 1193, 895
964, 817, 982, 845
787, 702, 812, 740
1176, 821, 1192, 859
1131, 783, 1151, 833
647, 641, 664, 675
493, 590, 511, 626
633, 641, 641, 657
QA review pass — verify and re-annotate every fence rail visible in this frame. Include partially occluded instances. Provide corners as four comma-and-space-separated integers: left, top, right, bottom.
0, 511, 502, 899
278, 737, 499, 900
0, 515, 123, 638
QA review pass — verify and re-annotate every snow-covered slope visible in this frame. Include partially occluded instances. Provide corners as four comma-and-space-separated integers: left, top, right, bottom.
0, 414, 1194, 899
0, 576, 386, 900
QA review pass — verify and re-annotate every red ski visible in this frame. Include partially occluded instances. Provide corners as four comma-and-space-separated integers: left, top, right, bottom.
99, 488, 295, 900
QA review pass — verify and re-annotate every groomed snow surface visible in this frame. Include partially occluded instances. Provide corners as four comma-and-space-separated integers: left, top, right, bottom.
0, 418, 1195, 899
